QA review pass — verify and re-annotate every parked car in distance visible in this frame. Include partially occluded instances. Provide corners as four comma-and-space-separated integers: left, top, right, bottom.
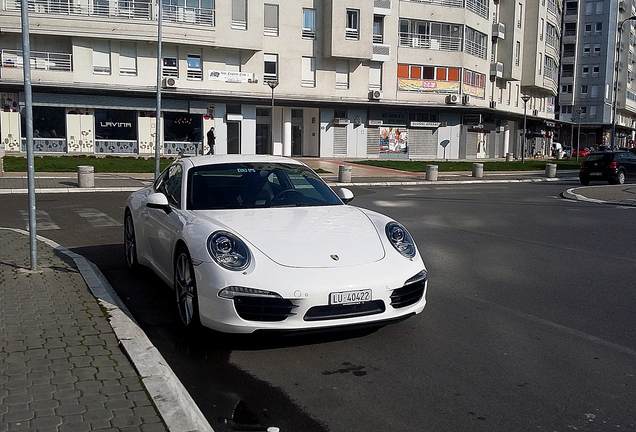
124, 155, 428, 334
572, 147, 592, 158
579, 151, 636, 185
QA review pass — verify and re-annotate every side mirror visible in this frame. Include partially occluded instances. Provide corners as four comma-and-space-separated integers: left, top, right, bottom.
337, 188, 354, 204
146, 192, 171, 213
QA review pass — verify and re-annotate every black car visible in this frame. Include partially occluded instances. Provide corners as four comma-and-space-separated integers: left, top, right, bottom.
579, 151, 636, 185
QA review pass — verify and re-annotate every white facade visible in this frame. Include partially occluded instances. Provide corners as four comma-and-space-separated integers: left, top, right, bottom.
1, 0, 562, 159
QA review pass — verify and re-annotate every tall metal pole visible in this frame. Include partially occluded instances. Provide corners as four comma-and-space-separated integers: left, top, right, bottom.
154, 0, 163, 179
268, 80, 278, 155
576, 108, 582, 161
521, 95, 530, 164
611, 16, 636, 151
21, 0, 37, 270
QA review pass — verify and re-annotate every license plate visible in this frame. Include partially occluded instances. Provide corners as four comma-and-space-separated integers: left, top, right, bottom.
329, 289, 372, 305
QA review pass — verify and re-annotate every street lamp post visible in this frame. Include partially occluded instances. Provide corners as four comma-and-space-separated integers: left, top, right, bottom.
576, 108, 583, 161
268, 80, 278, 155
521, 94, 531, 164
611, 15, 636, 150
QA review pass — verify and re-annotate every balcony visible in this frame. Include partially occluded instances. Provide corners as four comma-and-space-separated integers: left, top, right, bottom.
1, 49, 72, 72
399, 33, 462, 53
402, 0, 462, 8
372, 43, 391, 62
3, 0, 215, 27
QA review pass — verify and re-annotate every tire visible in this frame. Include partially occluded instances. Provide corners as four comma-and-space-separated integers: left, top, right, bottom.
123, 209, 138, 269
617, 171, 626, 185
579, 176, 590, 186
174, 247, 201, 328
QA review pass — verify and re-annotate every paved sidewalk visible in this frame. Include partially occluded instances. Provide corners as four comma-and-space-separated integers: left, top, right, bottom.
0, 228, 213, 432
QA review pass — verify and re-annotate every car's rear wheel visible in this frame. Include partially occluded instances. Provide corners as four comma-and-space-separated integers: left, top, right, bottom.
124, 209, 138, 269
617, 171, 626, 185
579, 176, 590, 186
174, 247, 200, 328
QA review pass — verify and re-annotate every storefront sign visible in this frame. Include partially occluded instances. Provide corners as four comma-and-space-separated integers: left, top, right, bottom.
410, 121, 442, 128
333, 118, 350, 125
462, 83, 485, 98
208, 70, 257, 83
398, 79, 459, 92
462, 115, 482, 126
368, 119, 384, 126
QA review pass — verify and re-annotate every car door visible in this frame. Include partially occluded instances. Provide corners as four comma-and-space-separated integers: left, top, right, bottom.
626, 152, 636, 179
145, 163, 186, 283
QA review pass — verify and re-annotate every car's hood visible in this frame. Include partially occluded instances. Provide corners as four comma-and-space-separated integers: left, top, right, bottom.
198, 206, 386, 268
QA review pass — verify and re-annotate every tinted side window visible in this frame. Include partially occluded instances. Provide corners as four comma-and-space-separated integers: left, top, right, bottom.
156, 164, 183, 208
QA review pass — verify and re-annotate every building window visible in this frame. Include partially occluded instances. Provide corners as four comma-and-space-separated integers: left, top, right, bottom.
583, 45, 591, 56
301, 56, 315, 87
187, 54, 202, 80
582, 66, 589, 76
263, 53, 278, 82
538, 53, 542, 74
119, 42, 137, 76
369, 62, 382, 90
593, 45, 601, 56
581, 85, 588, 96
585, 1, 593, 15
589, 105, 597, 118
595, 22, 603, 34
561, 105, 573, 114
373, 15, 384, 44
264, 4, 278, 37
515, 41, 521, 66
517, 3, 522, 28
562, 64, 574, 77
336, 60, 349, 89
592, 65, 600, 77
561, 84, 573, 93
539, 18, 544, 40
591, 85, 598, 98
465, 27, 488, 59
162, 45, 178, 77
595, 1, 603, 14
346, 9, 359, 40
232, 0, 247, 30
93, 40, 111, 75
302, 8, 315, 39
584, 23, 592, 36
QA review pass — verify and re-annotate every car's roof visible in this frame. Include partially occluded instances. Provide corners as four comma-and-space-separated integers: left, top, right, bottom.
180, 154, 307, 168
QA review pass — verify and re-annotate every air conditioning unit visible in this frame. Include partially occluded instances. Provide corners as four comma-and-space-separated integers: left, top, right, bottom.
492, 22, 505, 40
162, 77, 178, 89
489, 100, 497, 109
446, 94, 460, 104
368, 90, 382, 100
462, 94, 471, 105
490, 62, 504, 79
532, 109, 539, 116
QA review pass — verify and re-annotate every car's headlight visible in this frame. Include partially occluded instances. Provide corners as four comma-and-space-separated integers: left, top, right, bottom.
385, 222, 416, 258
218, 286, 282, 299
207, 231, 251, 270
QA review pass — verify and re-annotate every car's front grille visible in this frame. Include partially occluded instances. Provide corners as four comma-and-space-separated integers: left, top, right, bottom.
303, 300, 386, 321
233, 296, 297, 322
390, 279, 426, 309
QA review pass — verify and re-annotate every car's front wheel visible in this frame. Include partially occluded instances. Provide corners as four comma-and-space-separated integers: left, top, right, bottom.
124, 209, 138, 269
174, 247, 200, 328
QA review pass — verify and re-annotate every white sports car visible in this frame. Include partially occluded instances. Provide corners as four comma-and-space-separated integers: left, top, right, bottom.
124, 155, 428, 333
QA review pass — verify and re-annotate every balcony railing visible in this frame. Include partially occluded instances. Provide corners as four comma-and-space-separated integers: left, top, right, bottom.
3, 0, 215, 26
1, 49, 72, 72
399, 33, 462, 53
465, 39, 487, 59
403, 0, 462, 8
465, 0, 488, 19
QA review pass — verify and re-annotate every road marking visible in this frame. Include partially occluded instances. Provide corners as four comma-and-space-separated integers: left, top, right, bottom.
19, 210, 61, 230
75, 208, 122, 227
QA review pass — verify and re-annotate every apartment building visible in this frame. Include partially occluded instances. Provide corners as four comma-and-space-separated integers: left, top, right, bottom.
557, 0, 636, 150
1, 0, 561, 160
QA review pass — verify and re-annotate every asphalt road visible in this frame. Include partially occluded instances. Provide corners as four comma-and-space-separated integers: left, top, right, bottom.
2, 180, 635, 432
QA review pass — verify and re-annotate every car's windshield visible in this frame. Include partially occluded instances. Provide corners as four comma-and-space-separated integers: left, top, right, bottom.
187, 162, 342, 210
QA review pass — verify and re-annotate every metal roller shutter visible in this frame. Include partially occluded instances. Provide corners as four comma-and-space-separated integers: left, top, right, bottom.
408, 129, 438, 158
333, 126, 347, 157
367, 127, 380, 156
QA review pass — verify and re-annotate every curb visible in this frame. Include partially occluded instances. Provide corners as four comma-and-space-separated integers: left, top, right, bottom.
562, 187, 636, 207
3, 228, 215, 432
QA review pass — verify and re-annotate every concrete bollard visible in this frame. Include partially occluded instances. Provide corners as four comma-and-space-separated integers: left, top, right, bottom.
338, 165, 352, 183
0, 157, 4, 177
78, 165, 95, 188
426, 164, 438, 181
472, 162, 484, 178
505, 153, 514, 162
545, 163, 557, 178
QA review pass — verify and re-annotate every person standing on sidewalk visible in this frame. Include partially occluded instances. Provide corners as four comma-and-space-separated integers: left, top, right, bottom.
206, 127, 216, 155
